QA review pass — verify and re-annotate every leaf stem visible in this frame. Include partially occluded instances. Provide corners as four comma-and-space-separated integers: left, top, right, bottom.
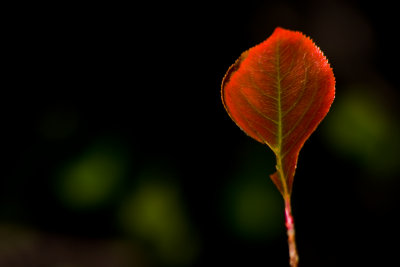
284, 197, 299, 267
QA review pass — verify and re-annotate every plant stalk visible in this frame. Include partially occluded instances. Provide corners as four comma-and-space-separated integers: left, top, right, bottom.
284, 197, 299, 267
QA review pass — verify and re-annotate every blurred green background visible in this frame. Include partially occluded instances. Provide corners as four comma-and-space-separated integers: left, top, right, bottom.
3, 1, 400, 266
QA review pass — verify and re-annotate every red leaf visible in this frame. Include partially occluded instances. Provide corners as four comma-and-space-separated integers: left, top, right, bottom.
221, 27, 335, 198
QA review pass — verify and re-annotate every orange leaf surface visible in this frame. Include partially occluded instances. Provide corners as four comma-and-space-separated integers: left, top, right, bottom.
221, 27, 335, 198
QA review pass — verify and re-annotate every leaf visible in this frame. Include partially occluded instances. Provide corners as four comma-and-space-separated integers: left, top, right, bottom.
221, 27, 335, 198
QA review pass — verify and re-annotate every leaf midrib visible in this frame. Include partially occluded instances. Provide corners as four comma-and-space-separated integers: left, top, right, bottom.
275, 40, 290, 198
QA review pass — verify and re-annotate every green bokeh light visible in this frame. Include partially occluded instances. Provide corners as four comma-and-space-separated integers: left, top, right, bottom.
323, 86, 400, 176
56, 138, 129, 209
118, 169, 198, 266
222, 143, 283, 240
227, 179, 283, 239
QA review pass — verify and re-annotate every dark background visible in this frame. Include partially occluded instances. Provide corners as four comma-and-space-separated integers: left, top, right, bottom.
2, 0, 400, 266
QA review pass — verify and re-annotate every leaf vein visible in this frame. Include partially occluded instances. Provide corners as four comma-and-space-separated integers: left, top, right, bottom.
232, 99, 277, 150
282, 61, 308, 118
281, 72, 317, 141
280, 85, 324, 159
248, 74, 278, 101
239, 88, 279, 126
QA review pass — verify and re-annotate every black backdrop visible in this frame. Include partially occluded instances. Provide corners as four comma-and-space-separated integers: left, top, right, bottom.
2, 1, 400, 266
